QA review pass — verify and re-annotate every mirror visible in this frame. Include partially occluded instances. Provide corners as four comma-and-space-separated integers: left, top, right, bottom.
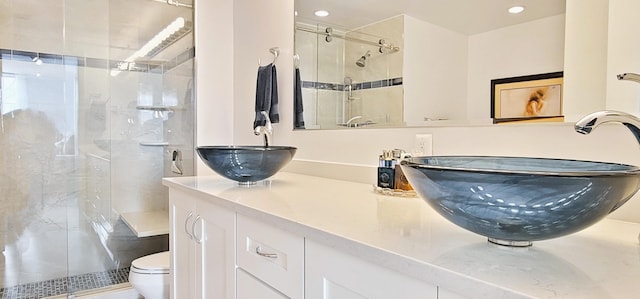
293, 0, 566, 130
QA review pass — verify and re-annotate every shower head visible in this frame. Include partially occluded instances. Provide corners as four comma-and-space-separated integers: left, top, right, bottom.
355, 50, 371, 67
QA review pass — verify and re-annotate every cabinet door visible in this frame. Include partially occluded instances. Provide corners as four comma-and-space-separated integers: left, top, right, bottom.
305, 239, 438, 299
169, 189, 197, 299
195, 200, 235, 299
237, 268, 288, 299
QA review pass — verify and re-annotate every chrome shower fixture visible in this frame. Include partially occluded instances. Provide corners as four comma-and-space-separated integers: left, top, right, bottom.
378, 39, 386, 53
344, 76, 353, 97
378, 39, 400, 54
295, 26, 401, 53
149, 0, 193, 8
324, 27, 333, 43
356, 50, 371, 67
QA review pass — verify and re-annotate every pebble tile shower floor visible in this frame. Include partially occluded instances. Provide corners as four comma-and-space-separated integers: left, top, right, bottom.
0, 268, 129, 299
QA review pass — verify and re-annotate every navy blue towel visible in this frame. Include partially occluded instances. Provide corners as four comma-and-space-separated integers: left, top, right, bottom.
253, 63, 279, 129
294, 67, 305, 129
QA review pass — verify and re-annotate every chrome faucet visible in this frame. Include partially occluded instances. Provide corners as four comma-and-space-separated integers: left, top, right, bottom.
575, 110, 640, 144
576, 73, 640, 143
254, 111, 273, 147
345, 115, 363, 127
617, 72, 640, 83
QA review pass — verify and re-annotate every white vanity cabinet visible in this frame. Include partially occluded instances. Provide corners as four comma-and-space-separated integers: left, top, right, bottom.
164, 174, 640, 299
169, 188, 235, 299
305, 239, 438, 299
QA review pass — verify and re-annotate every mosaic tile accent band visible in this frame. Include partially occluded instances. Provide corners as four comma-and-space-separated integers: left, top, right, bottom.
0, 47, 195, 74
0, 267, 130, 299
302, 77, 403, 91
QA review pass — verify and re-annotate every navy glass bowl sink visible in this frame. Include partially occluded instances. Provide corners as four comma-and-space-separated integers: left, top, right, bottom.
196, 146, 297, 184
401, 156, 640, 246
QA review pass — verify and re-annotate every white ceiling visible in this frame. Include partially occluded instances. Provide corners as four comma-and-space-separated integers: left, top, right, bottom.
295, 0, 566, 35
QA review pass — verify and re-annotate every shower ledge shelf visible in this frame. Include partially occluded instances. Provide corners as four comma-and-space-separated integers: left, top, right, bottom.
138, 141, 183, 147
136, 105, 184, 111
120, 210, 169, 237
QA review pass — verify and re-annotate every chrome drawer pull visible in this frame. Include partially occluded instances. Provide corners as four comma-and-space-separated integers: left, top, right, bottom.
184, 212, 194, 240
192, 215, 203, 244
255, 246, 278, 259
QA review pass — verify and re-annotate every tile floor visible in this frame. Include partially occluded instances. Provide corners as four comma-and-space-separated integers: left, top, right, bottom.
0, 267, 130, 299
72, 284, 141, 299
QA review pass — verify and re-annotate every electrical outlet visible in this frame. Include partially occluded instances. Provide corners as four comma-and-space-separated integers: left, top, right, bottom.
415, 134, 433, 156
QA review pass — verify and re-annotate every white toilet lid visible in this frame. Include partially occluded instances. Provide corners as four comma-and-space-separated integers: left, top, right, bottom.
132, 251, 170, 272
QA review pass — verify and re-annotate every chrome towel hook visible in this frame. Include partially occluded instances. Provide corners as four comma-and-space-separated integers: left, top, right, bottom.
293, 54, 300, 69
258, 47, 280, 66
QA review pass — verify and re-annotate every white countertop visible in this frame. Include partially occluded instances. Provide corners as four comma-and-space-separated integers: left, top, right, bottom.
163, 173, 640, 299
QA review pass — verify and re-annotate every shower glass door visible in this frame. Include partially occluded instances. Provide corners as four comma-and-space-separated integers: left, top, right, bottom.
0, 0, 194, 297
1, 0, 72, 295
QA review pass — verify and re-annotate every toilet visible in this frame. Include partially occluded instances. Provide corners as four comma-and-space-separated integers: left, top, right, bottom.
129, 251, 170, 299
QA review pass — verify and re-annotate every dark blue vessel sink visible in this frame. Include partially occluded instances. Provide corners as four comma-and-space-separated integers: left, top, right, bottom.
401, 156, 640, 246
196, 146, 297, 184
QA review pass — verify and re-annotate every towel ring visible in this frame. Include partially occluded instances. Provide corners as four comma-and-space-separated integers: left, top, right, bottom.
258, 47, 280, 66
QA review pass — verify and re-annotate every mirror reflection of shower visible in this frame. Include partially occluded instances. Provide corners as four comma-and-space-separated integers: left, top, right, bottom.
294, 21, 403, 129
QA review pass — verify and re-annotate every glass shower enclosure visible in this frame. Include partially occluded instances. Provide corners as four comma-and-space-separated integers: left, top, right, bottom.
0, 0, 194, 297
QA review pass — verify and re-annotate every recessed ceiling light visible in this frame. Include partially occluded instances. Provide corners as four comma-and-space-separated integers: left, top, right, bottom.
314, 10, 329, 17
508, 5, 525, 14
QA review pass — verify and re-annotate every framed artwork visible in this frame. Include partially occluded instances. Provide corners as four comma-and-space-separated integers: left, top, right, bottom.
491, 72, 564, 124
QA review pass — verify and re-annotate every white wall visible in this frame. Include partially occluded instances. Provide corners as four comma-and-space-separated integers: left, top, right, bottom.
404, 15, 468, 123
232, 0, 295, 147
194, 0, 234, 175
563, 0, 609, 121
467, 14, 566, 121
404, 14, 565, 124
606, 0, 640, 115
196, 0, 640, 223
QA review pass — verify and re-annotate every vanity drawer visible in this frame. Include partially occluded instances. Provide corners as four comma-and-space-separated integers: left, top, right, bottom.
236, 214, 304, 298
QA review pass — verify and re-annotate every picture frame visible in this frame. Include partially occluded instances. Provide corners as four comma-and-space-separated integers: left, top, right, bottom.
490, 72, 564, 124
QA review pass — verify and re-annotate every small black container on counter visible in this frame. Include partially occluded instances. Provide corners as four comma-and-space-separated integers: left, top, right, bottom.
377, 167, 395, 188
377, 149, 413, 190
377, 149, 396, 188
